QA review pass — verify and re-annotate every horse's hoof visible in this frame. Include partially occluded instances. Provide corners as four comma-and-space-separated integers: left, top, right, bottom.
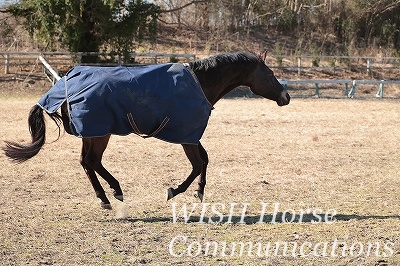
114, 194, 123, 201
167, 188, 175, 201
197, 192, 204, 202
101, 202, 112, 210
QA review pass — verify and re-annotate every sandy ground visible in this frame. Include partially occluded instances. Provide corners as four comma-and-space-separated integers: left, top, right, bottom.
1, 84, 400, 265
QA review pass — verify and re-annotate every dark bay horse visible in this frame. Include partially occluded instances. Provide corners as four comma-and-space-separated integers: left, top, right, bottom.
3, 52, 290, 209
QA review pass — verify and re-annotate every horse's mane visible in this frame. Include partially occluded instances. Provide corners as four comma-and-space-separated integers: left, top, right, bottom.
189, 52, 263, 72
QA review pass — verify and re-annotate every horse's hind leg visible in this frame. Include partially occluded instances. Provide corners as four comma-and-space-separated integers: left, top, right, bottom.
167, 143, 205, 201
81, 139, 111, 209
82, 136, 123, 208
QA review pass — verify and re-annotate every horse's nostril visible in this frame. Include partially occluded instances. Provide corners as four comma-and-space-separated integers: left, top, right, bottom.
278, 92, 290, 106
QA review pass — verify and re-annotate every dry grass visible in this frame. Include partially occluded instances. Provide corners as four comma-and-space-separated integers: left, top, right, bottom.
1, 93, 400, 265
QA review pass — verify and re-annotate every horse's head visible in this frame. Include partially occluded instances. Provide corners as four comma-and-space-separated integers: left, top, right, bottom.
247, 58, 290, 106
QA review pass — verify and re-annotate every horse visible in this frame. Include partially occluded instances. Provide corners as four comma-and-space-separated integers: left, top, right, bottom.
3, 51, 290, 209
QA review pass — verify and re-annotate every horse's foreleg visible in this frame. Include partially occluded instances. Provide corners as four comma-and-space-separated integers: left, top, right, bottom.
196, 142, 209, 201
83, 136, 123, 208
81, 139, 111, 209
167, 144, 203, 201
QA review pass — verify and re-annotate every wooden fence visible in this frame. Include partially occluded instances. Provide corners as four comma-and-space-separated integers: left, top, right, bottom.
2, 52, 400, 75
269, 55, 400, 76
0, 52, 196, 74
3, 52, 400, 98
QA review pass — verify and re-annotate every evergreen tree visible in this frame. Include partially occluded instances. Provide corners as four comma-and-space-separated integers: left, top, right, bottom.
6, 0, 160, 63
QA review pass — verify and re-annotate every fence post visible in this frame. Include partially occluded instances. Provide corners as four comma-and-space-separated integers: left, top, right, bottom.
367, 58, 371, 75
297, 56, 301, 75
348, 80, 356, 98
315, 83, 320, 97
333, 58, 336, 74
4, 53, 9, 74
376, 82, 384, 98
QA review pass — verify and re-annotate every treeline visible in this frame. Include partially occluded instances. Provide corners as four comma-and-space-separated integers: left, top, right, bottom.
157, 0, 400, 55
1, 0, 400, 59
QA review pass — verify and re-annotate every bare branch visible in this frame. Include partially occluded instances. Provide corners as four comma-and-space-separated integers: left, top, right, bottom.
160, 0, 209, 13
370, 0, 400, 16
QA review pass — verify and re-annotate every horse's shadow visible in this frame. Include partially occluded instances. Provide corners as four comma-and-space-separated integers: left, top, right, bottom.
106, 213, 400, 224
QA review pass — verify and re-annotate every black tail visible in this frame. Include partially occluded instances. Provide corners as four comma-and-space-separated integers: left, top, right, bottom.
3, 105, 62, 163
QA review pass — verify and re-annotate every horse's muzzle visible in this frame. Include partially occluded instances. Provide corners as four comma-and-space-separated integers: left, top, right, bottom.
277, 91, 290, 106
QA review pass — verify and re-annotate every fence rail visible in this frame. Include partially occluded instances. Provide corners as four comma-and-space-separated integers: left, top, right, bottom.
270, 55, 400, 75
280, 79, 400, 98
3, 52, 400, 98
0, 52, 196, 74
2, 52, 400, 74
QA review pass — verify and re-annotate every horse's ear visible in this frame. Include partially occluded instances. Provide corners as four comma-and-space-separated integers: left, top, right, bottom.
261, 51, 267, 62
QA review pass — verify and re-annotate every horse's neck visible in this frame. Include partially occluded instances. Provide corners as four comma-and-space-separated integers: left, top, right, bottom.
194, 65, 252, 105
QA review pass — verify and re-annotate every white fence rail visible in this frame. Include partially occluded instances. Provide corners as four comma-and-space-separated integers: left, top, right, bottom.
38, 55, 61, 84
280, 79, 400, 98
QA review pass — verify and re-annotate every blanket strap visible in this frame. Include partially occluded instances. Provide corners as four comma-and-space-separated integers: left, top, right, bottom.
127, 113, 170, 138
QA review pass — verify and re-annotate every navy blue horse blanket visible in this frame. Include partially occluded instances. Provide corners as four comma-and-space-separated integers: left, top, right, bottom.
37, 63, 212, 144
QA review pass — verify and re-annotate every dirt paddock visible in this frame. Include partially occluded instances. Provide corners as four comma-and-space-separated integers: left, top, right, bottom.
1, 92, 400, 265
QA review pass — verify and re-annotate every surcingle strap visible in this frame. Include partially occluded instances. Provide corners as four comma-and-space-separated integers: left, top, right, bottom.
127, 113, 170, 139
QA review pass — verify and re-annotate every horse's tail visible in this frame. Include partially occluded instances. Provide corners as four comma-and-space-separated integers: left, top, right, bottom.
3, 105, 62, 163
